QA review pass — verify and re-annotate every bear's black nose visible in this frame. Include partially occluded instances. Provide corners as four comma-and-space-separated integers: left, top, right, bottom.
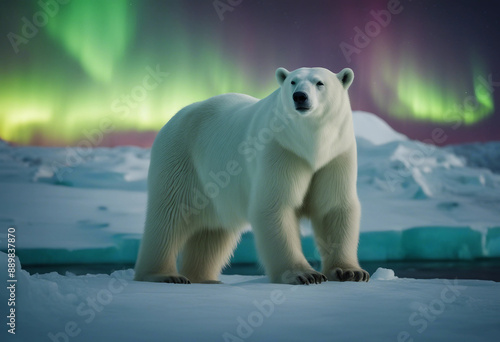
293, 91, 308, 104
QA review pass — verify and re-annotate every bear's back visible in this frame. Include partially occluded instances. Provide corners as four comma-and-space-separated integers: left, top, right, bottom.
151, 92, 262, 174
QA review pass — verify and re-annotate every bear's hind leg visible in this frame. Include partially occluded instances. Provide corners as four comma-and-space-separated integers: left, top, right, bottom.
135, 152, 200, 284
180, 229, 241, 283
134, 212, 192, 283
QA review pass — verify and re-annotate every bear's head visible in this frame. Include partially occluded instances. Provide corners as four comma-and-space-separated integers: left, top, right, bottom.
275, 67, 354, 117
272, 67, 356, 168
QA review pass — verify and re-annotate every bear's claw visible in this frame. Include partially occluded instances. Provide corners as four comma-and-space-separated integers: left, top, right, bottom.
284, 270, 328, 285
142, 274, 191, 284
161, 275, 191, 284
329, 268, 369, 282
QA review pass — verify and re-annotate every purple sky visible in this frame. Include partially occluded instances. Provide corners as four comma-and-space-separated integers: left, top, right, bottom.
1, 0, 499, 146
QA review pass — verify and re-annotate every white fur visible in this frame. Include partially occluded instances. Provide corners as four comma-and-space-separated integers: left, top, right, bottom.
134, 67, 369, 284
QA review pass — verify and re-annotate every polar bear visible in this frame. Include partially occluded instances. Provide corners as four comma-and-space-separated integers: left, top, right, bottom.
134, 66, 369, 284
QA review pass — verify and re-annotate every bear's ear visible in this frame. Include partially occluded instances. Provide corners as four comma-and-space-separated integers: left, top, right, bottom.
337, 68, 354, 89
275, 67, 290, 86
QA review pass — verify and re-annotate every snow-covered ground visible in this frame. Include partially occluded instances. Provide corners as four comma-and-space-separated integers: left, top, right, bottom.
1, 111, 500, 341
1, 253, 499, 342
0, 111, 499, 264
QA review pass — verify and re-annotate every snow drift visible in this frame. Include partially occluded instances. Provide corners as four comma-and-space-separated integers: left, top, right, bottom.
1, 252, 499, 342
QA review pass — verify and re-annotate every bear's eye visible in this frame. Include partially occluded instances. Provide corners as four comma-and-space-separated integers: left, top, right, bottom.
316, 81, 324, 87
291, 81, 296, 85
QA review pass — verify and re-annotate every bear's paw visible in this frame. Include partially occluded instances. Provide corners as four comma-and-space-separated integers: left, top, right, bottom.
327, 267, 370, 282
142, 274, 191, 284
280, 269, 328, 285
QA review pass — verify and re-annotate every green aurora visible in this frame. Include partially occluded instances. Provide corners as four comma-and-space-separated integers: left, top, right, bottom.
46, 0, 136, 84
0, 0, 496, 145
0, 0, 276, 145
370, 47, 494, 126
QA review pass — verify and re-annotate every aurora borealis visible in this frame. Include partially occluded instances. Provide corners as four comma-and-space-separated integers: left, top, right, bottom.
370, 46, 494, 125
46, 0, 136, 84
1, 0, 499, 146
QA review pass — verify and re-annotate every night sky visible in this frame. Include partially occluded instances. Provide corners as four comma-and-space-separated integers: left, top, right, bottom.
1, 0, 499, 146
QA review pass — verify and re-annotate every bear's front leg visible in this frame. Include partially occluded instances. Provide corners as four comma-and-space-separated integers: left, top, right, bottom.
307, 147, 369, 282
249, 152, 327, 284
312, 203, 369, 282
249, 143, 327, 284
251, 207, 327, 285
